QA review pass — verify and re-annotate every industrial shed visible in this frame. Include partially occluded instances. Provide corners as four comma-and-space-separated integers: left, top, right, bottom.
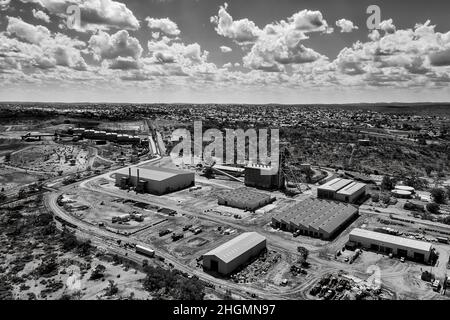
318, 178, 366, 203
203, 232, 267, 275
217, 187, 275, 211
272, 198, 358, 240
335, 182, 367, 203
115, 166, 195, 195
349, 228, 432, 263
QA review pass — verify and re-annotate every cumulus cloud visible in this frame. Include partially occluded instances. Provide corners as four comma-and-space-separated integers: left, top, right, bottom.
380, 19, 396, 34
210, 2, 261, 44
212, 4, 331, 72
7, 16, 51, 44
335, 19, 358, 33
2, 17, 87, 71
147, 37, 208, 67
108, 57, 140, 70
19, 0, 140, 31
330, 20, 450, 87
145, 17, 180, 36
88, 30, 143, 60
220, 46, 232, 53
289, 10, 332, 33
32, 9, 50, 23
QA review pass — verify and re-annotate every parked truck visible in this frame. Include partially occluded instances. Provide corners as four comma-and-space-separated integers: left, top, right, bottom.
135, 245, 155, 258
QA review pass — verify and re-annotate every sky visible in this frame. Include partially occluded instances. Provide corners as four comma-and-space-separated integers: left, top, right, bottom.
1, 0, 450, 104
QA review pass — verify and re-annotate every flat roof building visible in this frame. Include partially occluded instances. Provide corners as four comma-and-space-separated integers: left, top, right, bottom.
203, 232, 267, 275
217, 187, 275, 211
349, 228, 432, 263
272, 198, 358, 240
115, 166, 194, 195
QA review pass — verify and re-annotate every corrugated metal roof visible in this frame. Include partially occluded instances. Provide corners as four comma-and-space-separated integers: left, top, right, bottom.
336, 182, 366, 196
204, 232, 266, 263
116, 166, 192, 181
319, 178, 353, 192
273, 198, 358, 235
350, 228, 432, 252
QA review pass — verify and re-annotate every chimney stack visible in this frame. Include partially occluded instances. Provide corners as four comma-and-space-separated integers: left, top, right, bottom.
137, 169, 140, 182
129, 167, 131, 179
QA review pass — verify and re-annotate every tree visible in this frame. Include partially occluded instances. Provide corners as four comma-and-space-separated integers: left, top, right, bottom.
430, 188, 447, 204
371, 193, 380, 203
381, 194, 391, 205
445, 186, 450, 200
381, 176, 394, 191
0, 193, 7, 203
297, 246, 309, 261
105, 280, 118, 296
18, 188, 27, 199
90, 265, 106, 280
426, 203, 440, 214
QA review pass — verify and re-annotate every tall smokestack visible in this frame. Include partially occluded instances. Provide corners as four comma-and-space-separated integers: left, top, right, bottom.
129, 168, 131, 179
137, 169, 140, 182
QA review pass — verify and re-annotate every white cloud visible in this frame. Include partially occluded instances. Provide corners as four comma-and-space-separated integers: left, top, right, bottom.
289, 10, 332, 33
147, 37, 208, 66
108, 57, 140, 70
32, 9, 50, 23
212, 4, 330, 72
210, 2, 261, 44
380, 19, 396, 34
2, 17, 87, 71
335, 19, 358, 33
88, 30, 143, 60
7, 16, 51, 44
220, 46, 232, 53
145, 17, 180, 36
19, 0, 140, 31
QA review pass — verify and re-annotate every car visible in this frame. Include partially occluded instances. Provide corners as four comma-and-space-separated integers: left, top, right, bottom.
400, 257, 405, 263
344, 257, 349, 262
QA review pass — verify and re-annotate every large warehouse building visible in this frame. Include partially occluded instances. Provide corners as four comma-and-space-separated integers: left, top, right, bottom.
115, 166, 195, 195
217, 187, 275, 211
317, 178, 366, 203
203, 232, 267, 275
272, 198, 358, 240
348, 228, 432, 263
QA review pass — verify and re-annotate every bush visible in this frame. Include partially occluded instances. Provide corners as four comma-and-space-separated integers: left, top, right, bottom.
371, 193, 380, 202
143, 266, 205, 300
431, 188, 447, 204
426, 203, 440, 214
404, 202, 425, 212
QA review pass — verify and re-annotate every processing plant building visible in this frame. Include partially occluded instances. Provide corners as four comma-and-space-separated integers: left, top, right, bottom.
317, 178, 366, 203
217, 187, 275, 211
348, 228, 432, 263
272, 198, 358, 240
244, 164, 284, 190
115, 166, 195, 195
203, 232, 267, 275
